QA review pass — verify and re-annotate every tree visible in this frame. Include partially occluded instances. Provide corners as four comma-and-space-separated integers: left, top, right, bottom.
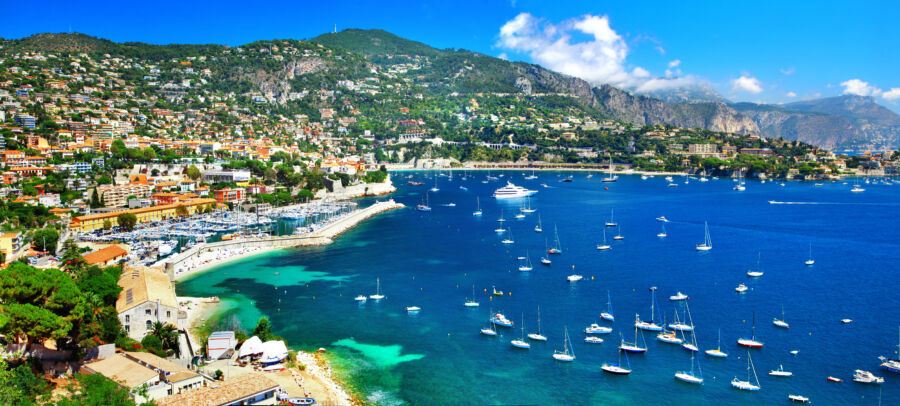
59, 239, 87, 273
102, 219, 112, 230
186, 165, 201, 181
90, 188, 103, 209
252, 317, 274, 342
148, 321, 180, 357
31, 228, 59, 254
56, 373, 136, 406
142, 147, 156, 161
0, 263, 84, 345
175, 204, 188, 217
116, 213, 137, 231
0, 359, 49, 405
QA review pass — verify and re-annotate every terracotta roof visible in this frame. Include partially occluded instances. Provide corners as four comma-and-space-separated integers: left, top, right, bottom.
0, 232, 20, 239
82, 354, 157, 388
82, 245, 128, 265
155, 373, 280, 406
116, 266, 178, 313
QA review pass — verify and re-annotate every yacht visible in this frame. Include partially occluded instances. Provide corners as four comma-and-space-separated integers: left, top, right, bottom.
567, 274, 583, 282
492, 182, 537, 199
585, 323, 613, 334
788, 395, 810, 403
528, 306, 548, 341
735, 284, 749, 293
600, 291, 615, 322
534, 215, 543, 232
731, 352, 761, 391
737, 312, 764, 348
613, 226, 624, 240
369, 278, 385, 300
705, 329, 728, 358
584, 336, 604, 344
552, 327, 576, 362
851, 185, 866, 193
773, 305, 789, 329
511, 315, 531, 349
805, 243, 814, 266
491, 313, 514, 328
769, 365, 793, 377
464, 285, 479, 307
657, 223, 667, 238
605, 209, 617, 227
675, 352, 704, 385
596, 228, 611, 250
354, 295, 367, 302
696, 221, 712, 251
853, 370, 884, 384
879, 326, 900, 373
669, 292, 689, 301
472, 197, 482, 216
747, 252, 764, 277
406, 306, 421, 313
602, 341, 632, 375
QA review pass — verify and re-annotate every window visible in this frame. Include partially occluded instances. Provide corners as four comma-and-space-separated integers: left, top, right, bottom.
125, 315, 130, 323
166, 311, 171, 318
125, 325, 130, 333
145, 308, 151, 315
146, 320, 152, 330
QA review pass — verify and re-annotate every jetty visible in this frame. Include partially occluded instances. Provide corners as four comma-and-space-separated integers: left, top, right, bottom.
308, 199, 404, 239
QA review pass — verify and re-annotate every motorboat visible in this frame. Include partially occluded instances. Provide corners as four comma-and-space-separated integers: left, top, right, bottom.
788, 395, 810, 403
354, 295, 367, 302
567, 274, 583, 282
492, 182, 537, 199
585, 323, 612, 334
852, 369, 884, 384
584, 336, 604, 344
656, 216, 670, 222
669, 292, 689, 301
406, 306, 421, 313
879, 327, 900, 373
769, 365, 793, 377
491, 313, 514, 328
827, 376, 842, 382
735, 284, 748, 293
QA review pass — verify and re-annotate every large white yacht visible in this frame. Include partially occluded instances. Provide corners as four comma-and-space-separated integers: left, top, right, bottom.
492, 182, 538, 199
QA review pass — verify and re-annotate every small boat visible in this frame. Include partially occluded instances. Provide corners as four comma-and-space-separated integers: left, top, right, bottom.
788, 395, 810, 403
406, 306, 421, 312
511, 314, 531, 349
528, 306, 548, 341
769, 365, 793, 377
656, 216, 669, 222
841, 318, 852, 324
879, 326, 900, 373
464, 285, 479, 307
416, 193, 432, 212
853, 369, 884, 384
657, 223, 667, 238
494, 227, 506, 233
827, 376, 842, 382
731, 351, 761, 391
472, 197, 483, 216
805, 243, 814, 266
491, 312, 514, 328
514, 213, 525, 219
492, 286, 503, 296
773, 305, 789, 329
596, 228, 611, 250
287, 397, 317, 405
791, 350, 799, 355
747, 252, 764, 277
605, 209, 617, 227
369, 278, 385, 300
585, 323, 613, 334
500, 228, 514, 244
734, 184, 746, 191
600, 291, 615, 322
560, 176, 574, 183
705, 329, 728, 358
584, 336, 604, 344
851, 185, 865, 192
669, 291, 689, 301
518, 252, 533, 272
354, 295, 367, 302
613, 226, 624, 240
602, 340, 632, 375
567, 274, 583, 282
675, 352, 704, 385
540, 256, 551, 265
696, 221, 712, 251
620, 316, 648, 353
735, 284, 749, 293
737, 312, 764, 348
534, 214, 543, 232
668, 183, 679, 187
552, 327, 576, 361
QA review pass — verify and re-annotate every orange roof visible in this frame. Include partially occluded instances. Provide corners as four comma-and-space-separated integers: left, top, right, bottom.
82, 245, 128, 265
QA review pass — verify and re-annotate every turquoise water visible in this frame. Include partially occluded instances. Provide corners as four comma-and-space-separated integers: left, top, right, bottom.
178, 172, 900, 405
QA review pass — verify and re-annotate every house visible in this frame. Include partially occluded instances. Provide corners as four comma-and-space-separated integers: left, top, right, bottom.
202, 170, 251, 184
207, 331, 237, 360
155, 373, 283, 406
116, 266, 184, 340
0, 232, 22, 262
81, 352, 206, 404
1, 150, 26, 165
38, 193, 61, 207
97, 183, 154, 207
214, 188, 245, 204
83, 245, 129, 266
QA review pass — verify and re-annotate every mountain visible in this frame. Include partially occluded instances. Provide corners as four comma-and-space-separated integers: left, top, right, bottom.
733, 96, 900, 150
1, 32, 224, 60
639, 82, 727, 104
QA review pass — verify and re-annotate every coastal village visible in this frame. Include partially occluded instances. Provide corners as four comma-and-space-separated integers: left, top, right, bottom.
0, 33, 898, 405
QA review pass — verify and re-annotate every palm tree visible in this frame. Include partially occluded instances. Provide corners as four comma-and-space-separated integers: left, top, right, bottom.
149, 321, 181, 357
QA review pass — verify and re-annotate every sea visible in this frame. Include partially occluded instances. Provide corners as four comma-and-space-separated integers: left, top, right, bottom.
177, 171, 900, 405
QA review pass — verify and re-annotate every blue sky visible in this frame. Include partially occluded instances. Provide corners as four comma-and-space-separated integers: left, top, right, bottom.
4, 0, 898, 110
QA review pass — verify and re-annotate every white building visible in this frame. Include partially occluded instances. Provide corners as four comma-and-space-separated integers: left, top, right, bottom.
82, 351, 206, 404
207, 331, 237, 360
116, 266, 184, 340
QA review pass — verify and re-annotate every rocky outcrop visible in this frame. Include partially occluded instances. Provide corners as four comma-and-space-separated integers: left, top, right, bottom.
242, 58, 327, 104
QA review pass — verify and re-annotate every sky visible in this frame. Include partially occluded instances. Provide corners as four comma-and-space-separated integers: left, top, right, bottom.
3, 0, 898, 111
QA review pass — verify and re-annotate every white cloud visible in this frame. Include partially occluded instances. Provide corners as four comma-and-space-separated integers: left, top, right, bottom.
840, 79, 882, 97
668, 59, 681, 68
496, 13, 696, 91
498, 53, 509, 60
780, 67, 795, 75
732, 75, 763, 94
654, 46, 666, 55
884, 88, 900, 101
785, 91, 797, 97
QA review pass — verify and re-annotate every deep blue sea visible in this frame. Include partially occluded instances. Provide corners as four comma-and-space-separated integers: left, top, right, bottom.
178, 172, 900, 405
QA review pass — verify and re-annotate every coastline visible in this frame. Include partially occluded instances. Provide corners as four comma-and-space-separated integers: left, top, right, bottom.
175, 199, 403, 406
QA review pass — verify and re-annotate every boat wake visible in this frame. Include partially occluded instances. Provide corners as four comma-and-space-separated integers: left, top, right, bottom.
768, 200, 900, 206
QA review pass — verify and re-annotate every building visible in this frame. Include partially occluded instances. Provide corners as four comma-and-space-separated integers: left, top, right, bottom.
81, 352, 206, 404
687, 144, 718, 156
155, 373, 282, 406
38, 193, 61, 207
152, 193, 180, 205
214, 188, 245, 204
14, 114, 36, 129
69, 198, 217, 232
83, 245, 128, 266
1, 150, 26, 166
97, 183, 154, 207
740, 148, 774, 157
116, 266, 183, 340
207, 331, 237, 360
202, 170, 251, 184
0, 232, 22, 262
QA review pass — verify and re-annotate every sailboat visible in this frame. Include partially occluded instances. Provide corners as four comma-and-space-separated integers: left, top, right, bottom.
511, 314, 531, 349
501, 227, 514, 244
525, 170, 537, 180
416, 193, 432, 212
521, 197, 536, 213
805, 243, 815, 266
705, 329, 728, 358
472, 196, 482, 216
879, 326, 900, 373
600, 291, 615, 321
613, 225, 624, 240
621, 315, 648, 353
596, 228, 611, 250
497, 209, 506, 222
464, 285, 479, 307
657, 223, 667, 238
657, 316, 684, 345
675, 351, 704, 384
696, 221, 712, 251
481, 307, 498, 336
601, 156, 618, 182
602, 337, 632, 374
738, 312, 764, 348
773, 305, 790, 329
369, 278, 385, 300
547, 225, 562, 254
534, 215, 543, 232
635, 287, 663, 331
731, 351, 761, 391
430, 174, 439, 192
552, 326, 576, 361
518, 251, 533, 272
669, 304, 694, 332
528, 306, 548, 341
747, 252, 764, 277
605, 209, 617, 227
